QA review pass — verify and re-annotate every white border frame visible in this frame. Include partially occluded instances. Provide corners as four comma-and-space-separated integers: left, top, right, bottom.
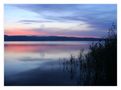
0, 0, 120, 90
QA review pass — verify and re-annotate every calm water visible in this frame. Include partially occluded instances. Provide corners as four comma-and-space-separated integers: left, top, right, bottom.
4, 41, 92, 86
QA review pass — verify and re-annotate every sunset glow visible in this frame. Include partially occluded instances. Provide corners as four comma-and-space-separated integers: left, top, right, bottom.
5, 4, 117, 38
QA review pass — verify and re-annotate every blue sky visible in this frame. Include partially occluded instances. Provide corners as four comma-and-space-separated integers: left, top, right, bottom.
4, 4, 117, 38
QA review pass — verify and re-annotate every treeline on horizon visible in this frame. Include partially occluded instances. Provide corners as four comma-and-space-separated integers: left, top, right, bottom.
4, 35, 105, 41
63, 23, 117, 85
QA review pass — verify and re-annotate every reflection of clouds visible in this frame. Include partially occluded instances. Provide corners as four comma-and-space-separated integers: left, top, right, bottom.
5, 42, 89, 54
40, 53, 45, 58
20, 58, 53, 62
5, 42, 91, 83
5, 42, 90, 61
5, 50, 80, 61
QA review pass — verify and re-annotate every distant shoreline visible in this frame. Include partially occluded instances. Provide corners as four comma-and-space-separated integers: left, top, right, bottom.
4, 35, 105, 41
4, 40, 103, 41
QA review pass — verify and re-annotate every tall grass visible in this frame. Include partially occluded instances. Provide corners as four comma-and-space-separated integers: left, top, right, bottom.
63, 23, 117, 85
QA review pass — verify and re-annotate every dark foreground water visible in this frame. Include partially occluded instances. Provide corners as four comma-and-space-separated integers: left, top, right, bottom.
4, 41, 92, 86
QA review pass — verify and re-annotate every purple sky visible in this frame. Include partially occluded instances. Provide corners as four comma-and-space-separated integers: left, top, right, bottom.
4, 4, 117, 38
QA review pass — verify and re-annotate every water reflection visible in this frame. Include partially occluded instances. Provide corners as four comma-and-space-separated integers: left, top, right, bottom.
4, 41, 90, 86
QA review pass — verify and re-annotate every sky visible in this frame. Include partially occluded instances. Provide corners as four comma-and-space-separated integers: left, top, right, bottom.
4, 4, 117, 38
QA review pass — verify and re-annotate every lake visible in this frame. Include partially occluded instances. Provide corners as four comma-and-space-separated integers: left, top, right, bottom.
4, 41, 92, 86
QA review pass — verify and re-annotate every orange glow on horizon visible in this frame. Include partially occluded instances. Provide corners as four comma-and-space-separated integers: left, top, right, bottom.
5, 28, 47, 36
4, 28, 99, 38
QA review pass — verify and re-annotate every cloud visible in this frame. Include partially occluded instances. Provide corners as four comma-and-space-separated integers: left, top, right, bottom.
14, 4, 116, 31
5, 4, 117, 37
18, 20, 53, 24
5, 28, 48, 36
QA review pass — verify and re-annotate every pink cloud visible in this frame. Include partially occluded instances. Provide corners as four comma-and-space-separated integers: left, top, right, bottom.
5, 28, 48, 36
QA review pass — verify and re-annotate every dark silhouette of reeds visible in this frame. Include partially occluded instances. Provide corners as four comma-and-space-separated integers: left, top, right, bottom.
62, 23, 117, 85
